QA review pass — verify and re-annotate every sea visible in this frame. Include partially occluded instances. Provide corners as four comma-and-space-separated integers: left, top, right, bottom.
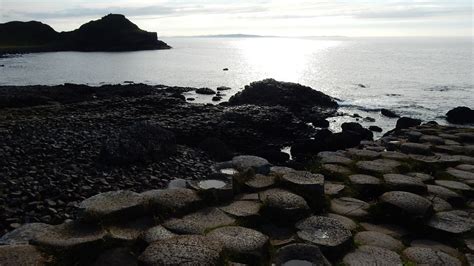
1, 37, 473, 136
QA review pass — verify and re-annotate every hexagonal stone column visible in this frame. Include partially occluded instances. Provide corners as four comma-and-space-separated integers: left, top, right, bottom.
259, 188, 310, 223
273, 243, 330, 266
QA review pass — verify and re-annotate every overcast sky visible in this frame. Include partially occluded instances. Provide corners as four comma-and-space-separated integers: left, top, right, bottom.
0, 0, 472, 37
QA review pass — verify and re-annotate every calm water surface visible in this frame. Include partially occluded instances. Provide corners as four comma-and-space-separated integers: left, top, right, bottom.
1, 37, 473, 133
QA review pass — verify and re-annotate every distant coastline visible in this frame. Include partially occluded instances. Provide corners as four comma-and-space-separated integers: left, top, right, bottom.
0, 14, 171, 55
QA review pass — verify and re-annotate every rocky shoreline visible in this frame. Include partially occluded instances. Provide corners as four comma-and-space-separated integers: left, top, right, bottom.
0, 80, 473, 265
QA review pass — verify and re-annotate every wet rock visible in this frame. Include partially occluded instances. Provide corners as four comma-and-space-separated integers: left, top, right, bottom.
140, 225, 176, 244
330, 197, 370, 218
138, 235, 223, 265
273, 243, 331, 266
327, 213, 358, 231
354, 231, 403, 251
0, 223, 53, 245
212, 96, 222, 102
435, 180, 472, 192
78, 190, 145, 222
232, 155, 271, 174
142, 188, 202, 216
383, 174, 427, 193
196, 87, 216, 95
0, 245, 50, 266
446, 106, 474, 124
359, 223, 407, 238
163, 208, 235, 234
396, 117, 421, 130
259, 189, 310, 222
403, 247, 461, 266
31, 221, 106, 251
341, 123, 373, 141
99, 121, 176, 165
296, 216, 352, 257
311, 118, 330, 128
207, 226, 269, 263
369, 126, 382, 132
343, 245, 402, 266
167, 178, 188, 189
92, 248, 138, 266
426, 210, 474, 234
379, 191, 433, 217
217, 86, 231, 91
189, 177, 233, 202
400, 142, 433, 155
219, 200, 262, 218
381, 109, 399, 118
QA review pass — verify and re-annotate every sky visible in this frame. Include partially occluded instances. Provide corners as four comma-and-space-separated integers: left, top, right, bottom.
0, 0, 472, 37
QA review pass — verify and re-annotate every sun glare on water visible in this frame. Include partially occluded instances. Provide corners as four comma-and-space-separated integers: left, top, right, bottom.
234, 38, 342, 82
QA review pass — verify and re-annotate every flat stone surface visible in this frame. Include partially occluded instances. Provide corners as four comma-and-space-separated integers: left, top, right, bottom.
327, 213, 358, 231
356, 160, 397, 175
259, 188, 310, 217
342, 245, 402, 266
400, 142, 433, 155
381, 151, 409, 160
106, 218, 153, 243
446, 168, 474, 180
244, 174, 276, 190
383, 174, 427, 193
163, 208, 235, 234
427, 210, 474, 234
324, 182, 345, 196
0, 223, 53, 245
142, 188, 202, 214
411, 239, 462, 258
354, 231, 404, 251
281, 171, 324, 195
273, 243, 331, 266
269, 166, 295, 177
435, 180, 472, 191
407, 172, 434, 182
427, 195, 453, 212
31, 221, 106, 250
296, 216, 352, 248
347, 149, 380, 159
0, 245, 50, 266
322, 164, 352, 178
403, 247, 461, 266
349, 174, 381, 186
207, 226, 269, 260
139, 235, 223, 265
320, 155, 353, 166
330, 197, 370, 218
232, 155, 270, 174
219, 200, 262, 218
359, 223, 407, 238
420, 135, 445, 145
78, 190, 145, 222
141, 225, 176, 244
456, 164, 474, 172
379, 191, 433, 217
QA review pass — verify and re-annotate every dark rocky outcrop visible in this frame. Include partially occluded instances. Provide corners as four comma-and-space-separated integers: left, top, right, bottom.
446, 106, 474, 124
228, 79, 338, 120
396, 117, 421, 130
0, 14, 170, 54
381, 109, 399, 118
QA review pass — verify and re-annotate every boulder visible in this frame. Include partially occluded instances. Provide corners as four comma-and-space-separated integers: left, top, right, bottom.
341, 122, 373, 140
207, 226, 269, 263
78, 190, 145, 222
396, 117, 421, 130
381, 109, 399, 118
446, 106, 474, 124
138, 235, 224, 265
228, 79, 338, 118
100, 121, 176, 164
195, 88, 216, 95
369, 126, 383, 132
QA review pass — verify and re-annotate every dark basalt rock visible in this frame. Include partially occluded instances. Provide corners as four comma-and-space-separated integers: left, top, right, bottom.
228, 79, 338, 119
369, 126, 383, 132
196, 88, 216, 95
274, 243, 331, 266
446, 106, 474, 124
381, 109, 399, 118
341, 122, 373, 141
198, 137, 234, 161
99, 121, 177, 165
396, 117, 422, 129
0, 14, 170, 54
